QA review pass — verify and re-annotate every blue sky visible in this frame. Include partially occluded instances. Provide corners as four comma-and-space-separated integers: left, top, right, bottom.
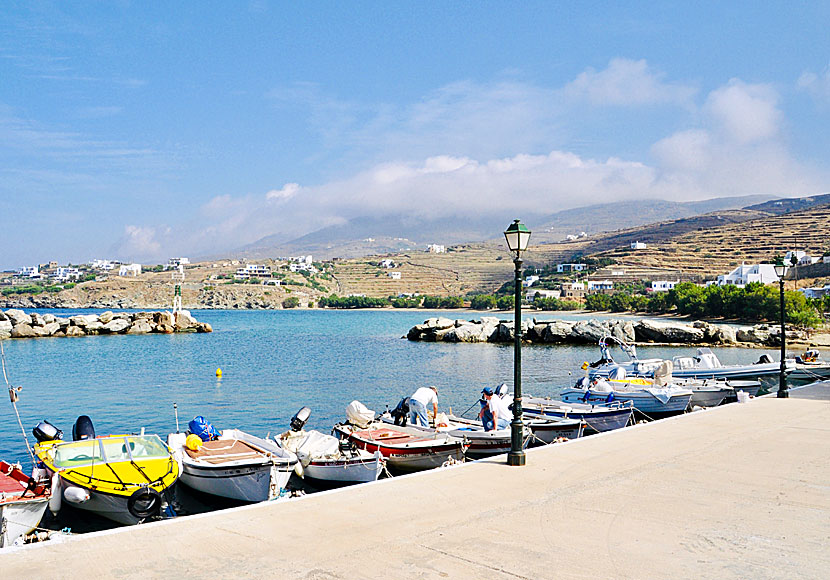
1, 1, 829, 268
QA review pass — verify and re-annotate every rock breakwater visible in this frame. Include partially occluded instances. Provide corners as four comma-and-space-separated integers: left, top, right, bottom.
0, 309, 212, 340
407, 317, 806, 347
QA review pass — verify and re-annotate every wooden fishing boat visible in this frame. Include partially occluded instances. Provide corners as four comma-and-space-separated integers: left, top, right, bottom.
0, 460, 49, 548
168, 428, 298, 502
333, 422, 466, 473
34, 417, 179, 526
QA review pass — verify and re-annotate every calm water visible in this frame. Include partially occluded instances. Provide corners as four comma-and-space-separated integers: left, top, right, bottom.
0, 309, 780, 464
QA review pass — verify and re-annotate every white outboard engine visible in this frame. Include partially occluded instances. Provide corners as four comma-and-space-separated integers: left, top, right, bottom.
290, 407, 311, 432
495, 383, 509, 398
72, 415, 95, 441
608, 366, 627, 380
33, 420, 63, 443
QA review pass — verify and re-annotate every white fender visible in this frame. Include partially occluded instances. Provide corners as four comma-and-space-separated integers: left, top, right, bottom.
48, 473, 62, 515
63, 485, 90, 504
293, 461, 304, 478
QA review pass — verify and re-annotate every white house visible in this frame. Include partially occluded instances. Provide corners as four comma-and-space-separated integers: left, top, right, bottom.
800, 285, 830, 299
798, 254, 821, 266
118, 263, 142, 277
715, 263, 780, 287
380, 259, 396, 269
54, 267, 80, 281
527, 289, 561, 301
16, 266, 39, 278
167, 257, 190, 268
426, 244, 445, 253
587, 280, 614, 292
523, 275, 540, 287
388, 271, 402, 280
630, 241, 647, 250
234, 264, 272, 279
90, 259, 118, 271
651, 280, 679, 292
784, 251, 805, 265
556, 263, 586, 273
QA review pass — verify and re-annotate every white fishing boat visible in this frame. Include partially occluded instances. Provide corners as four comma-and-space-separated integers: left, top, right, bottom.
277, 407, 384, 485
0, 460, 50, 548
168, 417, 298, 503
588, 336, 792, 384
789, 350, 830, 383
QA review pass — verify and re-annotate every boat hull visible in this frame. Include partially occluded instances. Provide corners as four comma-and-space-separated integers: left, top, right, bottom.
303, 453, 384, 484
0, 496, 49, 548
524, 418, 584, 445
688, 387, 732, 408
522, 398, 632, 433
179, 463, 290, 502
560, 389, 692, 417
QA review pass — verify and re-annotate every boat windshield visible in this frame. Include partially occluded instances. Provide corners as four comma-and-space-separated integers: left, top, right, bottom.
52, 435, 170, 467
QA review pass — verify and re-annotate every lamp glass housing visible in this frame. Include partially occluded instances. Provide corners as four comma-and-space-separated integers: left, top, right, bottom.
504, 220, 531, 253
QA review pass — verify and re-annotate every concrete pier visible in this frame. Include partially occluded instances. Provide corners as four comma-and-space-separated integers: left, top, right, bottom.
4, 383, 829, 579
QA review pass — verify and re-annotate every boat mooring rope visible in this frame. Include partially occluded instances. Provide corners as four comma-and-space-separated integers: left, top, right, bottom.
1, 342, 35, 466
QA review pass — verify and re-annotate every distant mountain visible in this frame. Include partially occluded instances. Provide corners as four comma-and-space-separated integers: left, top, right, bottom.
230, 194, 785, 261
743, 193, 830, 215
529, 195, 776, 244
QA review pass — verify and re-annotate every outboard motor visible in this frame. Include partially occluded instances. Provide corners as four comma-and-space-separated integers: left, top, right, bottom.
390, 397, 410, 426
495, 383, 509, 398
757, 354, 773, 364
290, 406, 311, 432
33, 420, 63, 443
72, 415, 95, 441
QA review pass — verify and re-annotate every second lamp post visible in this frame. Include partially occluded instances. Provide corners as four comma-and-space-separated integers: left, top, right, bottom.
504, 219, 531, 466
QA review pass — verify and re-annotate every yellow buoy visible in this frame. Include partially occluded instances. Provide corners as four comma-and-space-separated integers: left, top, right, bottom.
216, 368, 223, 378
185, 434, 203, 451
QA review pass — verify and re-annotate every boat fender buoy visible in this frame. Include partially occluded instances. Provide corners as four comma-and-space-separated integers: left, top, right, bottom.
48, 472, 62, 515
294, 461, 304, 478
185, 434, 203, 451
63, 486, 90, 504
127, 487, 163, 520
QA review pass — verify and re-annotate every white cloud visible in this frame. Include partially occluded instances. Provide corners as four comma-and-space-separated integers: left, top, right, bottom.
564, 58, 697, 106
798, 66, 830, 104
117, 225, 162, 259
266, 182, 300, 201
704, 79, 781, 144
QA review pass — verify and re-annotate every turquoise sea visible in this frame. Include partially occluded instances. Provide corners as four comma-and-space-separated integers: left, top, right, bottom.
1, 309, 780, 466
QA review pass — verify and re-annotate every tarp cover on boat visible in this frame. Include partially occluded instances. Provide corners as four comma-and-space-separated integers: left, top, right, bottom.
188, 416, 220, 442
346, 401, 375, 428
293, 430, 340, 466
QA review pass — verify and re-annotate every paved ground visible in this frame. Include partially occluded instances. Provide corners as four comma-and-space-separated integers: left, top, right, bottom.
3, 383, 828, 579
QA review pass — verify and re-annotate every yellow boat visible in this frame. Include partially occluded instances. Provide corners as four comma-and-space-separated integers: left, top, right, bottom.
34, 417, 179, 525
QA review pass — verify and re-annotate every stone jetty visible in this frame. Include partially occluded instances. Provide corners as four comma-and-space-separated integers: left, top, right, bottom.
407, 316, 808, 347
0, 308, 212, 339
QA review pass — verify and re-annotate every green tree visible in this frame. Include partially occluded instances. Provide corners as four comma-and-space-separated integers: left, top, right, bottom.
282, 296, 300, 309
470, 295, 497, 310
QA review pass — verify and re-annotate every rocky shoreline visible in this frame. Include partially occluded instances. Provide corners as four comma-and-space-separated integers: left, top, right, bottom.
0, 309, 212, 339
407, 316, 820, 347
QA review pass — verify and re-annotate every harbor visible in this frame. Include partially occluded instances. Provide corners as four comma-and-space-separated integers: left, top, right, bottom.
2, 382, 827, 578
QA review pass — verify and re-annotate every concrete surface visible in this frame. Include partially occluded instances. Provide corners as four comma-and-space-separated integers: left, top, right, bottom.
3, 383, 829, 579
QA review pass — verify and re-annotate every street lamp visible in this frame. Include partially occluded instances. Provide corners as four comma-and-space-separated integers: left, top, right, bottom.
503, 219, 531, 466
773, 260, 789, 398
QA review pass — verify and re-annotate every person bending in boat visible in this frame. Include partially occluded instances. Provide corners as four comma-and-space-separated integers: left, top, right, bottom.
479, 386, 511, 431
409, 385, 439, 427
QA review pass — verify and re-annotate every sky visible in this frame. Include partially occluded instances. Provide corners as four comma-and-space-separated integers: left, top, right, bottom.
1, 1, 829, 269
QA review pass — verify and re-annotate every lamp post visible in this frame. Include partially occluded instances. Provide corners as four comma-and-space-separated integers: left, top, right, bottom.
773, 261, 789, 398
504, 219, 531, 466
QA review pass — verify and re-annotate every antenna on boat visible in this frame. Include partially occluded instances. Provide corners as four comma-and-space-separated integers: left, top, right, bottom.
173, 402, 180, 433
1, 341, 35, 465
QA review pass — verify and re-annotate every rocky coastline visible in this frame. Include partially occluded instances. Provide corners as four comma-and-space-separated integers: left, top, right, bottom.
0, 309, 212, 339
407, 316, 817, 347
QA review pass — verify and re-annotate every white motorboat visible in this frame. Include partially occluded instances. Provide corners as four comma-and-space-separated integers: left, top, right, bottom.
168, 419, 298, 503
0, 460, 50, 548
561, 377, 693, 417
588, 336, 792, 384
788, 350, 830, 383
522, 396, 633, 433
277, 407, 384, 485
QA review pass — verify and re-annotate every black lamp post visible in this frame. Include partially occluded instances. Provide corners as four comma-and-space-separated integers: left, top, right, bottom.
774, 260, 789, 398
504, 219, 531, 466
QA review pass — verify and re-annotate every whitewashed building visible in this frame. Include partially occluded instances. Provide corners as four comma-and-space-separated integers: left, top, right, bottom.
234, 264, 272, 279
16, 266, 39, 278
54, 267, 81, 281
388, 271, 402, 280
527, 289, 561, 301
523, 275, 540, 287
380, 259, 396, 269
630, 241, 647, 250
118, 263, 142, 277
715, 263, 780, 287
426, 244, 446, 253
587, 280, 614, 292
556, 263, 586, 273
651, 280, 679, 292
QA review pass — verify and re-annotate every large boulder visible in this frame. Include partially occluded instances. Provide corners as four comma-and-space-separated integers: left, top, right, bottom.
127, 321, 153, 334
0, 320, 12, 334
0, 311, 7, 321
64, 325, 85, 337
30, 313, 46, 327
736, 326, 770, 344
42, 313, 57, 324
11, 324, 37, 338
570, 319, 612, 343
102, 319, 130, 334
635, 320, 705, 343
5, 309, 31, 326
42, 322, 61, 336
98, 311, 114, 324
